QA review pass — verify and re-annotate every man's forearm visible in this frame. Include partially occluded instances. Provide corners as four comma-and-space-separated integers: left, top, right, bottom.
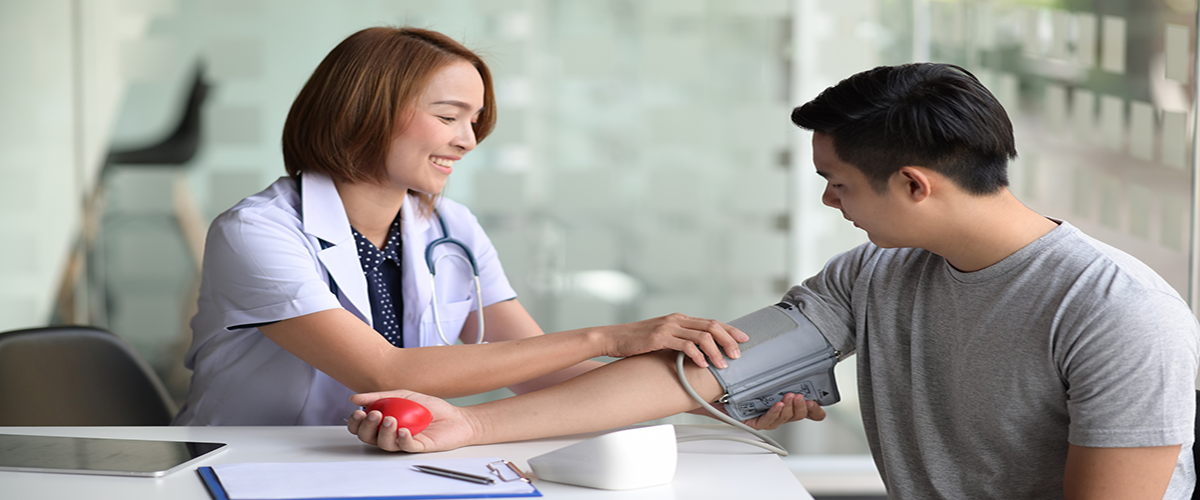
469, 350, 725, 445
507, 359, 605, 395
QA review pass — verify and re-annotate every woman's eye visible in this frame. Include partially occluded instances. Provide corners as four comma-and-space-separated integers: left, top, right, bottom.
438, 116, 456, 123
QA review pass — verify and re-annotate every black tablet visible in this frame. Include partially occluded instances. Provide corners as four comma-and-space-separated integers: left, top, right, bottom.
0, 434, 228, 477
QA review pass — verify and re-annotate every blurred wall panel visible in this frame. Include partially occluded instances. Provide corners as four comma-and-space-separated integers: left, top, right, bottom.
0, 0, 155, 331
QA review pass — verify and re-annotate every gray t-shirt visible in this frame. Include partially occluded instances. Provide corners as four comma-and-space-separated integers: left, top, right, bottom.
785, 221, 1198, 499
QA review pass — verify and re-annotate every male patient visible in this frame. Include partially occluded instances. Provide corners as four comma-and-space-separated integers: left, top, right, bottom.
347, 63, 1199, 499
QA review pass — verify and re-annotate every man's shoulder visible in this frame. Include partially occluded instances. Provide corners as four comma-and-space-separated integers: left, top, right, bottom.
1028, 224, 1196, 339
828, 241, 924, 264
1046, 223, 1181, 299
823, 242, 939, 279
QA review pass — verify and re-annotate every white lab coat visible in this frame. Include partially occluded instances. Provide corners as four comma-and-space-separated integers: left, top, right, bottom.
172, 173, 516, 426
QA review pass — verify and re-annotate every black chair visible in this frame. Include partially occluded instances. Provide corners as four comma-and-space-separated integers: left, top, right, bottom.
0, 326, 176, 425
103, 60, 210, 169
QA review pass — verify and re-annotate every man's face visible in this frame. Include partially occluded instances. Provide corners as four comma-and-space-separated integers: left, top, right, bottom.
812, 133, 910, 248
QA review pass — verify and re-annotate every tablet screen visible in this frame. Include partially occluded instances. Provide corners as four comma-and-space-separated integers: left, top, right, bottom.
0, 434, 227, 477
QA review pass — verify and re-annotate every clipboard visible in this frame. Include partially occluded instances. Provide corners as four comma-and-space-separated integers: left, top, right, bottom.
197, 457, 541, 500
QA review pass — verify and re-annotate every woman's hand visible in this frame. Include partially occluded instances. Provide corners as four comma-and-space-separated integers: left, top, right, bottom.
348, 390, 478, 453
594, 313, 748, 369
692, 393, 826, 430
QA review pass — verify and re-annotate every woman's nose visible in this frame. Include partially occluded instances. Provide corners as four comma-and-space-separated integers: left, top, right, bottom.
453, 123, 477, 152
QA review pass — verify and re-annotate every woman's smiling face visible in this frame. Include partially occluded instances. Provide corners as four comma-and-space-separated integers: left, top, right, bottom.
384, 60, 484, 195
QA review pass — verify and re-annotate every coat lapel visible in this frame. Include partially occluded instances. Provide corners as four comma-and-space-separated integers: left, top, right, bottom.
302, 174, 372, 326
401, 195, 434, 346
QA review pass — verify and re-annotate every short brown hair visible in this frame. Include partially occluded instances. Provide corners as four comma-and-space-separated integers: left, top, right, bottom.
282, 27, 496, 212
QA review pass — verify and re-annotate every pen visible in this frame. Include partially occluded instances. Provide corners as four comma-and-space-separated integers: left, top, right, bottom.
412, 465, 496, 485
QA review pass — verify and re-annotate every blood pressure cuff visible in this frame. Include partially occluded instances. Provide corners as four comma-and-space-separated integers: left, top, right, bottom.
708, 302, 841, 421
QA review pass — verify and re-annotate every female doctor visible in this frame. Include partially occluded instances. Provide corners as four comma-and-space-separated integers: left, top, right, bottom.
172, 27, 747, 427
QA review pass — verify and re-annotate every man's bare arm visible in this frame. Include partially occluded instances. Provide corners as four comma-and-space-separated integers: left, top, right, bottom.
348, 350, 825, 452
1062, 444, 1181, 499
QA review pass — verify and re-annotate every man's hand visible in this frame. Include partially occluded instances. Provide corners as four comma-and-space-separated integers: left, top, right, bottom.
692, 392, 827, 430
347, 390, 478, 453
742, 393, 827, 430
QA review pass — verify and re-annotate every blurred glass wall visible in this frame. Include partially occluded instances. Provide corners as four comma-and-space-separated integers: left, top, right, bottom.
923, 0, 1196, 299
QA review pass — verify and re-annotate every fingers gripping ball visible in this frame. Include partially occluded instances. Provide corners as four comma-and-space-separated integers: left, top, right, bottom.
365, 398, 433, 435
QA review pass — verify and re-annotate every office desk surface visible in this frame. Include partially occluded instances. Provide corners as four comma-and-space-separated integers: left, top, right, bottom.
0, 425, 812, 499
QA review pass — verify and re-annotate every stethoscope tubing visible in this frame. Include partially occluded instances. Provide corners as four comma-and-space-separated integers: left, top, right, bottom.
424, 211, 480, 275
426, 209, 485, 346
299, 181, 484, 346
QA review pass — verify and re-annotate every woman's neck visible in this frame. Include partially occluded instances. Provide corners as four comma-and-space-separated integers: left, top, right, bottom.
334, 180, 406, 248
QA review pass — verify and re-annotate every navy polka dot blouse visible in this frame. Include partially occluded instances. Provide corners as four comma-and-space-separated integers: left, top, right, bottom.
351, 213, 404, 347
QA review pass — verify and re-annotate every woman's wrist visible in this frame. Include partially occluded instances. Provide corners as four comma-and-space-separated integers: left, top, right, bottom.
580, 326, 613, 359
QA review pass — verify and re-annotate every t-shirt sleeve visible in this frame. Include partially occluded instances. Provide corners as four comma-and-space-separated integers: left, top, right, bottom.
203, 206, 343, 330
783, 243, 876, 359
1062, 290, 1199, 448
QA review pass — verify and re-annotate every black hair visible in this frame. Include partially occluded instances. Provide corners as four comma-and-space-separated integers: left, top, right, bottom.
791, 63, 1016, 195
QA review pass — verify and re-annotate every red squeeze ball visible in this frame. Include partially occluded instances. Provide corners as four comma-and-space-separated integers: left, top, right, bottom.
365, 398, 433, 435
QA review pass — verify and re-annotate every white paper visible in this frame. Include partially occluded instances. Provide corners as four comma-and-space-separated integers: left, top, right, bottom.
212, 457, 536, 500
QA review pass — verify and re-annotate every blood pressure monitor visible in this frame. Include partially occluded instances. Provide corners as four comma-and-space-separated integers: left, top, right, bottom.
708, 301, 841, 421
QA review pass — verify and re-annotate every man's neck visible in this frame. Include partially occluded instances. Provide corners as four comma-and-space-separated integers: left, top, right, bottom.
921, 189, 1058, 273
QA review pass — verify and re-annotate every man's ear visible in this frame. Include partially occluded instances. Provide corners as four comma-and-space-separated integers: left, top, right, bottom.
894, 166, 933, 202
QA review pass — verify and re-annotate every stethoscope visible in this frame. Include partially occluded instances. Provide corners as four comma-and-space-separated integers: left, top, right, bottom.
300, 178, 484, 346
426, 209, 485, 346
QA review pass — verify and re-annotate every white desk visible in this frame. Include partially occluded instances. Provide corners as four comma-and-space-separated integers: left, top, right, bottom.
0, 425, 812, 499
